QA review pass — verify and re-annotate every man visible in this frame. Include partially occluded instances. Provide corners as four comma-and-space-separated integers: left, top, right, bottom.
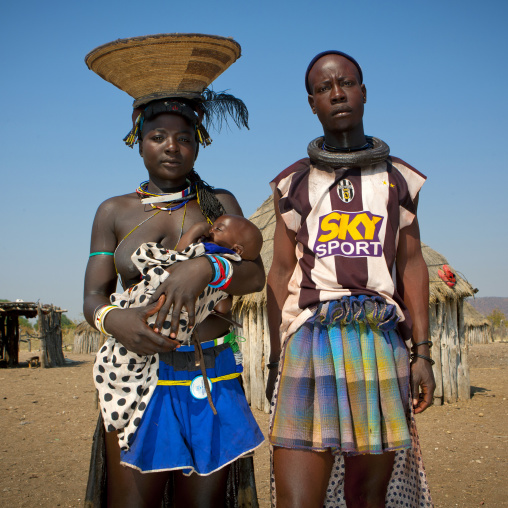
266, 51, 435, 508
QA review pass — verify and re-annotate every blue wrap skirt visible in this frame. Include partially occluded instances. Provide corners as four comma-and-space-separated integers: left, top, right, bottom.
120, 342, 264, 475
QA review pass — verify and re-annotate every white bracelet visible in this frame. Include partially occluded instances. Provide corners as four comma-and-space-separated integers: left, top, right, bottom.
94, 305, 117, 337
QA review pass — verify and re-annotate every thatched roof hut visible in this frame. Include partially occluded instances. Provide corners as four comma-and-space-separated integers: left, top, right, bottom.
463, 300, 492, 345
73, 321, 105, 354
233, 196, 476, 412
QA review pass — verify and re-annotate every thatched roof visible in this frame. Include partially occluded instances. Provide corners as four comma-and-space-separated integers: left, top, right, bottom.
421, 243, 476, 304
463, 300, 490, 327
74, 320, 100, 336
234, 196, 476, 310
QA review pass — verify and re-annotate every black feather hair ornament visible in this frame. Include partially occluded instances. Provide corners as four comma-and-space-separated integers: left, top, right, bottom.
199, 88, 250, 133
124, 88, 249, 148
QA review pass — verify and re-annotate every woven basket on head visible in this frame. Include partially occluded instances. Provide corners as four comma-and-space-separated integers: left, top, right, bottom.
85, 33, 242, 107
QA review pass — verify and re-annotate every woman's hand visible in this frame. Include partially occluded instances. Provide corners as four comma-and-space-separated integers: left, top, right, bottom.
148, 257, 213, 338
104, 296, 181, 355
410, 358, 436, 414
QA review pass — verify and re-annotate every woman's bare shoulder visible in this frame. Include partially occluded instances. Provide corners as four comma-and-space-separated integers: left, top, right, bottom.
96, 192, 138, 214
92, 194, 139, 231
213, 188, 243, 216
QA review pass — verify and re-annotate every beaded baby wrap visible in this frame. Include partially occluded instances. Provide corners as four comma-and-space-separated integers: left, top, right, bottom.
94, 242, 240, 450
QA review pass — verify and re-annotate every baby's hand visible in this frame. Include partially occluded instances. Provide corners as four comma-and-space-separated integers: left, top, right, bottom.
175, 221, 211, 251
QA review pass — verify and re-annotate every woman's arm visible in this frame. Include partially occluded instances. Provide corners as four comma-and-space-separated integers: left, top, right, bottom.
83, 200, 180, 354
265, 189, 297, 401
396, 210, 436, 414
149, 190, 265, 337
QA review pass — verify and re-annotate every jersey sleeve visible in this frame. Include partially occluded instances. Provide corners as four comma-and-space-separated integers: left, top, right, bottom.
269, 158, 309, 233
391, 157, 427, 230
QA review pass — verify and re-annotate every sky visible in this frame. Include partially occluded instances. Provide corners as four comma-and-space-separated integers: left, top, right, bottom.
1, 0, 507, 321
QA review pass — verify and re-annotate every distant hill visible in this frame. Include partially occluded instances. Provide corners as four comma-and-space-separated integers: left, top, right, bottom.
466, 297, 508, 317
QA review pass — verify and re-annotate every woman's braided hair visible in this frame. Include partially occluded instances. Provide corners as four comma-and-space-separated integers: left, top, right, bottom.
188, 170, 227, 224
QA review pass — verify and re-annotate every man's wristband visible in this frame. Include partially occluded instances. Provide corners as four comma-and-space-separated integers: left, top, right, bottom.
413, 340, 433, 348
410, 353, 435, 366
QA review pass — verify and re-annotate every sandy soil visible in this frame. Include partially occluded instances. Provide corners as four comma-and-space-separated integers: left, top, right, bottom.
0, 342, 507, 507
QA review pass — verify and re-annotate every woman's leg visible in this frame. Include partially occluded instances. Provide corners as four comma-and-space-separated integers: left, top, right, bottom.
273, 447, 335, 508
173, 465, 231, 508
105, 430, 169, 508
344, 451, 395, 508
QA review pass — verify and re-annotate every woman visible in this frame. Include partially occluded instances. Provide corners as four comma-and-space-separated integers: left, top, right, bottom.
83, 34, 265, 508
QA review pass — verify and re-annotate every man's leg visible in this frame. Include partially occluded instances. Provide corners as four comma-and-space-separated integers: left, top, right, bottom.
273, 447, 335, 508
344, 451, 395, 508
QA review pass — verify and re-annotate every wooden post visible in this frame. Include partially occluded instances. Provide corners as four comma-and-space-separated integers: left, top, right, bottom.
448, 299, 459, 402
457, 299, 470, 400
252, 304, 264, 411
249, 306, 258, 409
0, 315, 5, 360
430, 302, 443, 405
239, 309, 251, 405
38, 304, 66, 368
6, 315, 19, 367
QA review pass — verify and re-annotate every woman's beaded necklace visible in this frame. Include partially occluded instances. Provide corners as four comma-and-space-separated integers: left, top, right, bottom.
136, 180, 195, 205
119, 180, 196, 252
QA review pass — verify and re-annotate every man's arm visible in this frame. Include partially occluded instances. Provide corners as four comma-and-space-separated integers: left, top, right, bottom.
265, 189, 297, 401
396, 211, 436, 414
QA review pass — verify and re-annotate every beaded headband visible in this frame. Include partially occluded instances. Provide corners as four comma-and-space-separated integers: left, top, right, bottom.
124, 100, 212, 148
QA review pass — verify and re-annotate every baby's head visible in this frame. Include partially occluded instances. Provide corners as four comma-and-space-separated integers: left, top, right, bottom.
209, 215, 263, 261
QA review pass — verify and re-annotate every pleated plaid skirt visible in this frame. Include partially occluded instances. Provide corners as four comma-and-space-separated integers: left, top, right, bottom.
270, 295, 411, 455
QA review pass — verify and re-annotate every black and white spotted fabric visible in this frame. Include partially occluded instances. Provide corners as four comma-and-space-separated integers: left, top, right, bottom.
94, 242, 240, 451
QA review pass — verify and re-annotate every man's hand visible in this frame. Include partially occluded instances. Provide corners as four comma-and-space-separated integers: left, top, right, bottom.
410, 358, 436, 414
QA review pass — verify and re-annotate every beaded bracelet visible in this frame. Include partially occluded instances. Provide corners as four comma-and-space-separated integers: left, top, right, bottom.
93, 304, 118, 337
205, 254, 225, 284
208, 256, 233, 290
203, 254, 219, 283
410, 353, 435, 366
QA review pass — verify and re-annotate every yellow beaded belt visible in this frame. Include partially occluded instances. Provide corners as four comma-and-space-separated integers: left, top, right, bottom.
157, 372, 240, 386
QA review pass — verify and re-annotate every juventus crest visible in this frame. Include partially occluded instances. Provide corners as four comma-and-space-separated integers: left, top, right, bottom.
337, 179, 354, 203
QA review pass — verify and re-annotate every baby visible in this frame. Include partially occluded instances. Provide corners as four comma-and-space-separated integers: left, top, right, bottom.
178, 213, 263, 261
95, 215, 263, 449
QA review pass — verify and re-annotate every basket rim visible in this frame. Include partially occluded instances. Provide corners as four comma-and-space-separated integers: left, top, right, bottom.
85, 32, 241, 70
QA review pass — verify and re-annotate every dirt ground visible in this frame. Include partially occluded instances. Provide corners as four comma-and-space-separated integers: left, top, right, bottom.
0, 342, 506, 507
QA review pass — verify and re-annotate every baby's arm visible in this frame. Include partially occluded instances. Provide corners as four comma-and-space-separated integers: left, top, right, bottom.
175, 221, 210, 251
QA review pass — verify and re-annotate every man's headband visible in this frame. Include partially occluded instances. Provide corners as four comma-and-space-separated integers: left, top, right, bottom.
305, 51, 363, 94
